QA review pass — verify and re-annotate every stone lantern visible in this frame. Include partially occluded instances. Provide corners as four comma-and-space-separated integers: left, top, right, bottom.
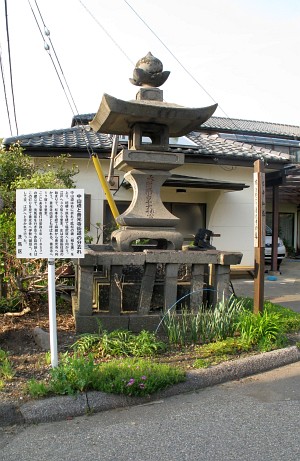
73, 53, 242, 334
90, 52, 218, 251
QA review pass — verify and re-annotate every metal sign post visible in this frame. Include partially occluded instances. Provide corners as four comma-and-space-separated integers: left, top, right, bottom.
253, 160, 265, 314
16, 189, 85, 367
48, 258, 58, 367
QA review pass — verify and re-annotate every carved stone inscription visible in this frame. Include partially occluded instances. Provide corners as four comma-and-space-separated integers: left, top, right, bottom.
145, 175, 155, 218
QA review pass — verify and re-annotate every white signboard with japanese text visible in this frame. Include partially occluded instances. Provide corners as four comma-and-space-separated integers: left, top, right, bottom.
16, 189, 85, 259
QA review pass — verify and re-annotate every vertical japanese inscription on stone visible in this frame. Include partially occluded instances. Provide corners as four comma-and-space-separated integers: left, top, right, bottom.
16, 189, 84, 259
145, 175, 155, 218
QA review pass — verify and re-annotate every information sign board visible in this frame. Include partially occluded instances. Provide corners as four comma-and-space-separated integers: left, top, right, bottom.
16, 189, 85, 259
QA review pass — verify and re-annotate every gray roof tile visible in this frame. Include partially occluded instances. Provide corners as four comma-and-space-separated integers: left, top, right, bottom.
4, 127, 113, 150
186, 132, 289, 163
201, 116, 300, 138
3, 127, 290, 165
71, 114, 300, 138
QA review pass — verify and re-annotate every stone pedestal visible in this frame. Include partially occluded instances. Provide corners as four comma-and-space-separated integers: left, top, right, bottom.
112, 149, 184, 251
73, 247, 243, 334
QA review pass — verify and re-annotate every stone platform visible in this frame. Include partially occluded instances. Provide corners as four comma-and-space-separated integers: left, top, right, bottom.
73, 246, 242, 333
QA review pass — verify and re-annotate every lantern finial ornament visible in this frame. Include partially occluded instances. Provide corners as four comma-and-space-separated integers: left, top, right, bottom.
129, 52, 170, 87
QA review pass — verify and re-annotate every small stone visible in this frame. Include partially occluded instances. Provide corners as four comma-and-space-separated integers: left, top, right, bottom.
33, 327, 50, 351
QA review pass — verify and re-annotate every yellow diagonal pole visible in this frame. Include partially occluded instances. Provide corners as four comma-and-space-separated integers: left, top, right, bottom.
91, 154, 119, 222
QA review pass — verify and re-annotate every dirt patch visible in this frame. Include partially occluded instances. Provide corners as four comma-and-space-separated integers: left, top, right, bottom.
1, 302, 298, 405
0, 302, 76, 404
1, 302, 204, 404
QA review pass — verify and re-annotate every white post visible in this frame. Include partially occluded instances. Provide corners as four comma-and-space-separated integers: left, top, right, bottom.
48, 258, 58, 367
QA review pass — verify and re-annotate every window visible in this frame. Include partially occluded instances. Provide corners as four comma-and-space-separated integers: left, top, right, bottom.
266, 212, 294, 247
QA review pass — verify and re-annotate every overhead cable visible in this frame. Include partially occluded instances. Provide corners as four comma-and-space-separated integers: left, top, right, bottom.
78, 0, 135, 66
27, 0, 78, 118
4, 0, 18, 135
28, 0, 94, 159
123, 0, 259, 144
0, 44, 13, 136
33, 0, 80, 115
28, 1, 120, 218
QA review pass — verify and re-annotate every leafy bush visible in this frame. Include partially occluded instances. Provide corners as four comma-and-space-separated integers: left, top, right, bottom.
235, 310, 287, 351
72, 329, 166, 357
0, 143, 79, 306
27, 355, 185, 398
263, 301, 300, 332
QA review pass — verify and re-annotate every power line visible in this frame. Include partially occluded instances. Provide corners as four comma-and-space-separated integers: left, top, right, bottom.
28, 0, 109, 159
78, 0, 135, 67
0, 44, 13, 136
33, 0, 80, 115
123, 0, 218, 105
4, 0, 18, 135
123, 0, 259, 144
27, 0, 78, 117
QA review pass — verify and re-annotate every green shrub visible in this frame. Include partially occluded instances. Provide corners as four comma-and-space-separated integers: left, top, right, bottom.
27, 379, 49, 398
236, 310, 287, 351
238, 298, 300, 332
72, 330, 166, 357
264, 301, 300, 332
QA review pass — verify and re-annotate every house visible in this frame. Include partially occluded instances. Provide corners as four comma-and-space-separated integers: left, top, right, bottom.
3, 114, 298, 267
199, 116, 300, 253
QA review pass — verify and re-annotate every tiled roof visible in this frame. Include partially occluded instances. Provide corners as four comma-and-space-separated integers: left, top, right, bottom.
3, 128, 289, 165
71, 114, 300, 138
4, 127, 113, 150
201, 116, 300, 138
184, 133, 289, 163
71, 114, 95, 127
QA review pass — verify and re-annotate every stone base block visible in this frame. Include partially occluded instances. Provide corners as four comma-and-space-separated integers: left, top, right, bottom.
74, 313, 162, 334
111, 227, 183, 251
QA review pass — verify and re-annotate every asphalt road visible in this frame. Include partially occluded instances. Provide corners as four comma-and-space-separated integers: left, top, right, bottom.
1, 362, 299, 461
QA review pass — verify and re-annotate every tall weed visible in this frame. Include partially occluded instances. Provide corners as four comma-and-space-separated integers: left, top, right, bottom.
0, 349, 14, 380
163, 296, 245, 346
236, 310, 286, 351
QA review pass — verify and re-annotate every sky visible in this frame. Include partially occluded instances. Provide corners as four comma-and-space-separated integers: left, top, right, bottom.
0, 0, 300, 138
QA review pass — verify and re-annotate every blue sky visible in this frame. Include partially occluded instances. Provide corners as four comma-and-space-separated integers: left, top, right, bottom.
0, 0, 299, 137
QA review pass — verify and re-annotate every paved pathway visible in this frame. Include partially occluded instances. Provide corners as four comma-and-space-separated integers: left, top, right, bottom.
232, 258, 300, 312
0, 362, 299, 461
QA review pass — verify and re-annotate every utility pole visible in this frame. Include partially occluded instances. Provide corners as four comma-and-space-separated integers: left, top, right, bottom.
253, 159, 265, 314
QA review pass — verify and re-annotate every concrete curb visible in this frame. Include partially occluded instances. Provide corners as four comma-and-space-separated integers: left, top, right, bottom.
1, 346, 300, 427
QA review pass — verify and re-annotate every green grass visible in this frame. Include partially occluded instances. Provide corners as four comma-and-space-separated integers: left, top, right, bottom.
27, 354, 185, 398
0, 349, 14, 381
25, 298, 300, 399
193, 337, 251, 368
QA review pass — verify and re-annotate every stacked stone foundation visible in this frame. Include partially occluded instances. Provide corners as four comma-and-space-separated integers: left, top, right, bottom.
73, 245, 242, 333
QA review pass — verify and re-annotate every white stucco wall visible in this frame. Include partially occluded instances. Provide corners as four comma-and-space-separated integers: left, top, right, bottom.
173, 164, 255, 265
62, 157, 293, 266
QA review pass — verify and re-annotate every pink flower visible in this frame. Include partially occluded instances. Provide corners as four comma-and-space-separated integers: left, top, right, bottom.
141, 376, 147, 380
127, 378, 135, 386
139, 383, 145, 389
